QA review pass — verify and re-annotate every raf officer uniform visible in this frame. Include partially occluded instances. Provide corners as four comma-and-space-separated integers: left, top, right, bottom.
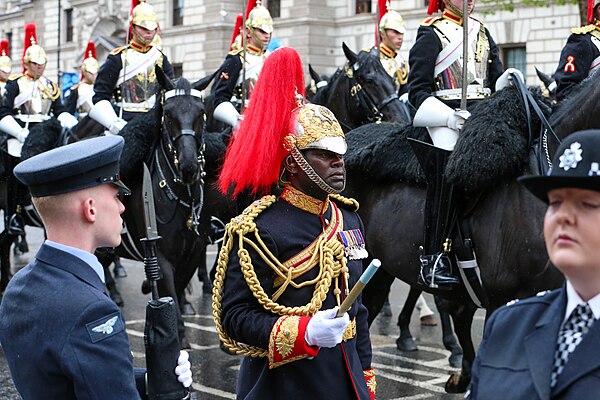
0, 136, 149, 399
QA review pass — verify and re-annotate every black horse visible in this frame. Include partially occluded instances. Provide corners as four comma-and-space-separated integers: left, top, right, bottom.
309, 42, 411, 132
343, 82, 574, 393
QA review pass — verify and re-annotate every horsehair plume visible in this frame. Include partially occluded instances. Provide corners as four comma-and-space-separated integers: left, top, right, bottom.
378, 0, 388, 20
0, 39, 10, 57
229, 14, 243, 50
245, 0, 258, 19
84, 41, 97, 59
22, 23, 37, 72
218, 47, 305, 197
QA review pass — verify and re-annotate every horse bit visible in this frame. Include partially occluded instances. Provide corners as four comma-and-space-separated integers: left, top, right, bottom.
346, 63, 399, 123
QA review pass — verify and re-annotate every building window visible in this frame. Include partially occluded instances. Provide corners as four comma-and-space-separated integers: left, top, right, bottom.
172, 63, 183, 79
267, 0, 280, 18
500, 45, 527, 81
65, 8, 74, 43
356, 0, 371, 14
173, 0, 184, 26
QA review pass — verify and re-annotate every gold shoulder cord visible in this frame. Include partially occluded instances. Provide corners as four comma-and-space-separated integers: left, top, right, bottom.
330, 193, 359, 211
212, 195, 348, 357
475, 24, 489, 64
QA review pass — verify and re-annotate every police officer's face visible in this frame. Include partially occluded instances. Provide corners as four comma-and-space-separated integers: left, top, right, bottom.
26, 61, 45, 79
544, 187, 600, 298
247, 27, 271, 49
292, 149, 345, 199
383, 29, 404, 51
92, 184, 125, 248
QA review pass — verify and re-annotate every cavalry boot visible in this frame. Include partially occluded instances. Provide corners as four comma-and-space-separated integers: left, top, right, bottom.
7, 212, 25, 236
455, 237, 489, 308
409, 139, 460, 288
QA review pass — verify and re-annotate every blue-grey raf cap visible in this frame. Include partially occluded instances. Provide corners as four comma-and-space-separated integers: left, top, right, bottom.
519, 130, 600, 202
14, 135, 131, 197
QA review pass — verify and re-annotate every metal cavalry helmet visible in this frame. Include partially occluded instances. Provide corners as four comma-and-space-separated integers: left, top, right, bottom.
246, 0, 273, 34
378, 0, 406, 35
0, 39, 11, 74
22, 23, 46, 70
81, 41, 99, 75
130, 0, 159, 31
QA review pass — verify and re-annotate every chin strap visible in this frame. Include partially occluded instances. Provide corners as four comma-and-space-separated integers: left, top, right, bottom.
290, 147, 345, 194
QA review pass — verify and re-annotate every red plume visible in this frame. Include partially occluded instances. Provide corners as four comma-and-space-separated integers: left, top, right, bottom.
427, 0, 441, 15
22, 23, 38, 72
84, 41, 97, 60
0, 39, 9, 57
218, 47, 306, 197
229, 14, 243, 51
588, 0, 596, 24
376, 0, 388, 45
245, 0, 257, 20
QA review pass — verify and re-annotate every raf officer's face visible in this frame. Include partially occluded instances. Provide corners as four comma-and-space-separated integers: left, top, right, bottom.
92, 184, 125, 249
545, 187, 600, 300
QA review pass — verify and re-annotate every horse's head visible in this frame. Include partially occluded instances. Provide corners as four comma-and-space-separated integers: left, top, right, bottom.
156, 66, 215, 186
306, 64, 329, 103
342, 42, 408, 125
535, 67, 556, 103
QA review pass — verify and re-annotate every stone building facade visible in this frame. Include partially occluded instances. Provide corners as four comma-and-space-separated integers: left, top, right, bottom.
0, 0, 581, 89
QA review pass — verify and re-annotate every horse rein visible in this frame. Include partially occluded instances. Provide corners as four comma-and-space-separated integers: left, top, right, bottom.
345, 63, 400, 124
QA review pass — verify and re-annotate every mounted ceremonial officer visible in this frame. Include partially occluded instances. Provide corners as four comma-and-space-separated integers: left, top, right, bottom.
554, 0, 600, 101
209, 0, 273, 129
0, 39, 11, 96
65, 41, 99, 120
90, 0, 174, 134
372, 0, 409, 96
407, 0, 520, 291
213, 47, 376, 400
0, 23, 77, 236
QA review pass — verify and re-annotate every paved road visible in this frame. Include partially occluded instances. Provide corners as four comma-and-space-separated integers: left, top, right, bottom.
0, 226, 486, 399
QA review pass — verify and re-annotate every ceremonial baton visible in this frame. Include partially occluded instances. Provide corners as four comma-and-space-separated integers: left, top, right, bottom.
336, 259, 381, 317
141, 163, 189, 400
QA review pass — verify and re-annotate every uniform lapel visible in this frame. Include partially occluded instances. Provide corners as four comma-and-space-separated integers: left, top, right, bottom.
35, 243, 109, 296
552, 314, 600, 395
524, 288, 567, 400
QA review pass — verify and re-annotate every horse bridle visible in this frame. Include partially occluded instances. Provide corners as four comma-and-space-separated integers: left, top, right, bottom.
345, 63, 399, 124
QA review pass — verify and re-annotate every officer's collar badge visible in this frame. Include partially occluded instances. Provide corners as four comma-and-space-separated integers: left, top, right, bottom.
559, 141, 583, 171
338, 230, 368, 260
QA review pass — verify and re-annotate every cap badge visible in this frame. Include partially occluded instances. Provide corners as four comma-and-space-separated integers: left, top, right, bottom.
92, 316, 118, 335
558, 142, 583, 171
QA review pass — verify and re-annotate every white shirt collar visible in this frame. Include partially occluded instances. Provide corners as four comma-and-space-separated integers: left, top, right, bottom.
564, 280, 600, 322
45, 240, 105, 283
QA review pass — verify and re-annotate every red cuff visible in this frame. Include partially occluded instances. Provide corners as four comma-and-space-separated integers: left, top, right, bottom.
364, 368, 376, 400
268, 315, 319, 369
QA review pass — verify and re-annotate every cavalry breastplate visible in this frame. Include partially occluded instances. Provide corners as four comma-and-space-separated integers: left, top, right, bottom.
76, 82, 94, 117
118, 47, 163, 112
14, 75, 59, 121
432, 17, 492, 100
380, 52, 409, 90
233, 50, 268, 106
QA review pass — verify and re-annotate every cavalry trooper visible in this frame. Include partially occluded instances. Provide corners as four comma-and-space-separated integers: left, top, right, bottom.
0, 39, 11, 96
65, 41, 99, 120
554, 1, 600, 102
213, 47, 376, 400
373, 0, 409, 96
407, 0, 520, 289
209, 0, 273, 130
90, 0, 174, 134
0, 23, 78, 237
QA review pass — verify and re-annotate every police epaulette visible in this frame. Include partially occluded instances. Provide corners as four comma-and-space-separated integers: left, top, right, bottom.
110, 46, 127, 55
572, 24, 598, 34
421, 16, 441, 26
329, 194, 359, 211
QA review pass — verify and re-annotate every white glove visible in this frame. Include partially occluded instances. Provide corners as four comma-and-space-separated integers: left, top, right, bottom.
213, 101, 242, 128
108, 119, 127, 135
305, 307, 350, 348
89, 99, 127, 135
15, 128, 29, 143
174, 350, 192, 388
57, 112, 78, 129
0, 115, 29, 142
446, 109, 471, 131
495, 68, 524, 91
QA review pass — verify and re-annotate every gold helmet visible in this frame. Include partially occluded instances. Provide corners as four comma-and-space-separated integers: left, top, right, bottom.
130, 0, 159, 31
0, 39, 11, 74
81, 41, 99, 75
22, 23, 47, 67
379, 1, 406, 35
289, 103, 347, 155
246, 0, 273, 34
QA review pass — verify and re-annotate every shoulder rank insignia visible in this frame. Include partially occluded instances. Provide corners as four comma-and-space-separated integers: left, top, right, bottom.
86, 312, 123, 343
338, 229, 368, 260
572, 24, 597, 35
421, 16, 441, 26
110, 46, 127, 55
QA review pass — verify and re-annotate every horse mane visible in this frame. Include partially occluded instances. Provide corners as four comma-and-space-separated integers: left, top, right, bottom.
119, 104, 162, 179
345, 86, 552, 193
22, 118, 63, 161
173, 76, 191, 93
549, 68, 600, 126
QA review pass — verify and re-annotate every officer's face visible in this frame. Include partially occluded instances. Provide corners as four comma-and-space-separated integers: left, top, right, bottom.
26, 61, 45, 79
247, 27, 271, 49
447, 0, 475, 14
0, 70, 8, 82
544, 187, 600, 299
92, 184, 125, 249
293, 149, 345, 199
82, 70, 97, 84
383, 29, 404, 51
133, 25, 158, 44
